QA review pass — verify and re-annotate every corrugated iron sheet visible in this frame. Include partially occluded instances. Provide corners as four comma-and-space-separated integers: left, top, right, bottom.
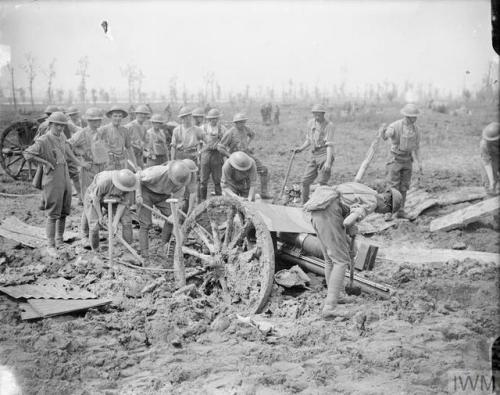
0, 278, 97, 300
26, 298, 112, 318
245, 202, 315, 234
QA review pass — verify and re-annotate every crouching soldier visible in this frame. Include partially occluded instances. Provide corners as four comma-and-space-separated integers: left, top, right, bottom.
24, 112, 82, 256
303, 182, 402, 319
479, 122, 499, 195
145, 114, 170, 167
221, 151, 257, 202
135, 160, 195, 262
80, 169, 138, 251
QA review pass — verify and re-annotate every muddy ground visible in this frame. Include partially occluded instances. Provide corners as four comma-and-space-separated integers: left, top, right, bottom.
0, 101, 499, 394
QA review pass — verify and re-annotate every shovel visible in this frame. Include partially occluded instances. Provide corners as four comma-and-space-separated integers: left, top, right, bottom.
275, 150, 296, 204
345, 235, 361, 296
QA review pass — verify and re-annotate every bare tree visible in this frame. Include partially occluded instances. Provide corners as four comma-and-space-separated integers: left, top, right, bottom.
135, 68, 145, 102
44, 59, 56, 104
56, 89, 64, 103
169, 76, 178, 103
76, 56, 90, 104
22, 53, 37, 109
91, 88, 97, 105
6, 63, 17, 112
121, 64, 139, 104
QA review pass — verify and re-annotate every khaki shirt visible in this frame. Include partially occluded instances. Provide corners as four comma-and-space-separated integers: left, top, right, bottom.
139, 163, 196, 196
146, 128, 169, 156
305, 119, 335, 159
25, 131, 69, 168
171, 125, 204, 151
220, 126, 255, 154
384, 118, 420, 159
125, 119, 148, 150
98, 123, 132, 157
221, 159, 257, 191
69, 127, 108, 164
202, 123, 226, 151
87, 170, 131, 204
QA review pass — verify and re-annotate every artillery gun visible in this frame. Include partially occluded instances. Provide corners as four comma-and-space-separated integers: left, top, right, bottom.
178, 196, 393, 315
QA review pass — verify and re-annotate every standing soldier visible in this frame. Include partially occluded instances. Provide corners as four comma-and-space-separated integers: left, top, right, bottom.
293, 104, 335, 204
99, 105, 137, 170
145, 114, 170, 167
480, 122, 500, 195
35, 105, 60, 138
170, 106, 204, 161
221, 151, 257, 201
382, 103, 422, 218
303, 183, 402, 319
80, 169, 138, 251
68, 108, 109, 201
273, 104, 280, 125
135, 161, 195, 262
192, 107, 205, 128
24, 112, 83, 256
220, 113, 271, 199
200, 108, 226, 200
126, 104, 151, 169
66, 106, 84, 127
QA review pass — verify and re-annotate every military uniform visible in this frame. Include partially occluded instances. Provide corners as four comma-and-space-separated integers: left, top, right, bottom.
137, 164, 196, 257
301, 118, 335, 202
383, 118, 420, 210
304, 182, 378, 309
171, 124, 204, 161
25, 131, 73, 247
68, 127, 109, 200
81, 171, 133, 250
145, 127, 169, 167
221, 158, 257, 197
125, 119, 148, 168
200, 123, 226, 199
480, 138, 499, 190
98, 123, 133, 170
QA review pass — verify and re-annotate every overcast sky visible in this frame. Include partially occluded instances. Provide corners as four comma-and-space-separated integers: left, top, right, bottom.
0, 0, 496, 99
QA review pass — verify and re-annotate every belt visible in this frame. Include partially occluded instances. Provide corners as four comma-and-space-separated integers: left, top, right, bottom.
179, 146, 198, 153
109, 152, 125, 160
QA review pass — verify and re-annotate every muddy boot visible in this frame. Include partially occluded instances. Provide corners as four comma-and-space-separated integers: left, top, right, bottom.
214, 183, 222, 196
90, 229, 100, 251
39, 197, 46, 211
55, 217, 66, 246
200, 185, 208, 201
260, 174, 272, 199
302, 184, 310, 205
139, 227, 149, 260
395, 191, 408, 218
45, 219, 57, 257
161, 222, 173, 244
322, 263, 347, 319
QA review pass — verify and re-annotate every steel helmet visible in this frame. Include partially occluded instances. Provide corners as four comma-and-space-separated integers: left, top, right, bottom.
206, 109, 221, 119
228, 151, 253, 171
166, 121, 179, 130
58, 106, 67, 113
84, 107, 103, 121
311, 104, 326, 113
178, 106, 192, 118
401, 103, 420, 117
150, 114, 165, 124
44, 105, 59, 115
389, 188, 403, 213
168, 160, 191, 186
47, 112, 68, 125
111, 169, 139, 192
482, 122, 500, 141
232, 113, 248, 123
66, 106, 80, 116
134, 104, 151, 115
106, 105, 128, 118
192, 107, 205, 117
181, 159, 198, 173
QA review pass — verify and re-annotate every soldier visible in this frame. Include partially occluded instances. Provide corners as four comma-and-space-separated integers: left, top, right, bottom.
480, 122, 500, 195
126, 104, 151, 169
303, 182, 402, 319
220, 113, 271, 199
66, 106, 83, 127
145, 114, 170, 167
221, 151, 257, 201
99, 105, 137, 170
192, 107, 205, 128
273, 104, 280, 125
35, 105, 60, 138
80, 169, 138, 251
293, 104, 335, 204
68, 108, 109, 200
170, 106, 204, 161
200, 108, 226, 200
382, 103, 422, 218
135, 161, 196, 261
24, 112, 83, 256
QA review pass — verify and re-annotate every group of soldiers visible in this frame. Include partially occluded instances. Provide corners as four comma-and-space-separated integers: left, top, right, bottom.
22, 101, 499, 318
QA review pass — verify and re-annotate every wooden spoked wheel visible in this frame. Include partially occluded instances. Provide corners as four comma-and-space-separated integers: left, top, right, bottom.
0, 121, 38, 180
180, 196, 275, 314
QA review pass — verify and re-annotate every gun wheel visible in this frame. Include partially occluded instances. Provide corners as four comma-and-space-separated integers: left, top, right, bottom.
180, 196, 275, 314
0, 121, 38, 181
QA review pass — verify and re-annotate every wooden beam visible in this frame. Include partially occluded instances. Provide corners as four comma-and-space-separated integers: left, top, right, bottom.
429, 197, 499, 232
378, 246, 499, 265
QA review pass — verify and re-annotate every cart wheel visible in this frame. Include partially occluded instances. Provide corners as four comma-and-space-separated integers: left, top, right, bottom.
180, 196, 275, 314
0, 121, 38, 180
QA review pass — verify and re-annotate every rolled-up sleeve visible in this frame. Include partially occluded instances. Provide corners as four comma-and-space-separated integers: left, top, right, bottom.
324, 123, 335, 147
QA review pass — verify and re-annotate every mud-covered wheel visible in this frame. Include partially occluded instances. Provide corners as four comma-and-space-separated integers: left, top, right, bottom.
180, 196, 275, 314
0, 120, 38, 180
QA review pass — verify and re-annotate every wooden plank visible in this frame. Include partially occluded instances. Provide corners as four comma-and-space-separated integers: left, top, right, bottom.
404, 189, 438, 220
27, 298, 112, 318
429, 197, 499, 232
378, 246, 499, 265
437, 186, 486, 206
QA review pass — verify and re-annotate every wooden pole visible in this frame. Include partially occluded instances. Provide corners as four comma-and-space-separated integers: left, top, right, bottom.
167, 198, 186, 287
104, 199, 115, 265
